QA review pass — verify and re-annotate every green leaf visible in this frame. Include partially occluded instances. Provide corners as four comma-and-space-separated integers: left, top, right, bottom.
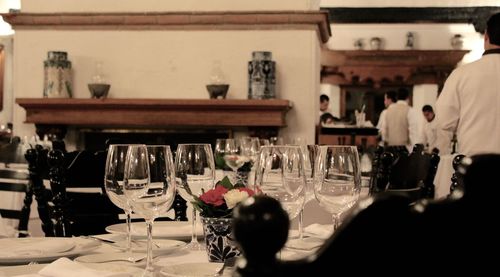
218, 176, 234, 190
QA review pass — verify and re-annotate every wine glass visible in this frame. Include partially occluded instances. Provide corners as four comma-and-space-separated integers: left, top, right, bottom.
175, 144, 215, 250
254, 145, 306, 227
222, 139, 248, 185
214, 138, 236, 181
104, 144, 138, 253
297, 144, 319, 240
314, 145, 361, 232
123, 145, 176, 277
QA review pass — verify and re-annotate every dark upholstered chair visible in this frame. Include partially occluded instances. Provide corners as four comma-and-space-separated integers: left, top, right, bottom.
232, 153, 498, 275
0, 168, 32, 237
26, 141, 188, 237
369, 144, 439, 201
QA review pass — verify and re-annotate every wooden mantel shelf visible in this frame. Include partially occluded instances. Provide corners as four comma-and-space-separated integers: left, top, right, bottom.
16, 98, 292, 128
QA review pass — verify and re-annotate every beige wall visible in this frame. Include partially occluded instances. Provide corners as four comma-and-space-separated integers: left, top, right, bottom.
12, 29, 320, 144
21, 0, 320, 12
8, 0, 323, 145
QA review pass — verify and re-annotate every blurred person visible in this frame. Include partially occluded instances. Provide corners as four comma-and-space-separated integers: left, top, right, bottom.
377, 90, 397, 144
319, 94, 332, 118
320, 112, 339, 125
436, 12, 500, 156
383, 88, 419, 150
421, 105, 437, 152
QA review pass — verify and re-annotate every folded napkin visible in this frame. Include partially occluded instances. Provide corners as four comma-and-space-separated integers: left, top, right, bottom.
285, 237, 324, 251
40, 258, 133, 277
304, 224, 333, 240
0, 239, 75, 257
14, 258, 133, 277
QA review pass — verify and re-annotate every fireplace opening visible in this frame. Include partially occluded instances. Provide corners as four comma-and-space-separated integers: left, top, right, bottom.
81, 129, 231, 152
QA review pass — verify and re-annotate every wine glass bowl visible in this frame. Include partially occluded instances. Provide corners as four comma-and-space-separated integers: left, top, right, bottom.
314, 145, 361, 231
104, 144, 136, 253
123, 145, 177, 277
175, 144, 216, 250
254, 146, 306, 221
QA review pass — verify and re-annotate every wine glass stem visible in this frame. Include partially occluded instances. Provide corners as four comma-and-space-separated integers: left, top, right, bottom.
145, 219, 154, 275
298, 209, 304, 240
190, 209, 198, 244
332, 214, 340, 232
125, 210, 132, 253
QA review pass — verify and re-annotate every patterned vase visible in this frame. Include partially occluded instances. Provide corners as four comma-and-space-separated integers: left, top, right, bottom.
43, 51, 72, 98
201, 217, 240, 263
248, 51, 276, 99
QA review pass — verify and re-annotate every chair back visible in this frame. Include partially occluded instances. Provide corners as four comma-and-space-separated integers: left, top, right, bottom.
46, 147, 122, 237
232, 153, 499, 275
27, 141, 188, 237
370, 144, 439, 200
0, 168, 31, 237
0, 137, 27, 166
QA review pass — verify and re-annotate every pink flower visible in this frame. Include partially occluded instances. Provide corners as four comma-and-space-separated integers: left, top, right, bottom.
200, 185, 228, 206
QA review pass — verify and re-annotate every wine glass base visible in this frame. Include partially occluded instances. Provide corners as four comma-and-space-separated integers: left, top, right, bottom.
183, 240, 205, 251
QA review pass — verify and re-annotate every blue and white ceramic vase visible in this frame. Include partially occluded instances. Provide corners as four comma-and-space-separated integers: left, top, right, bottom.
248, 51, 276, 99
43, 51, 72, 98
201, 217, 240, 262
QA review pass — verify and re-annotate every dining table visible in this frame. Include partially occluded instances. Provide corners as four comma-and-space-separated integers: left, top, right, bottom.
0, 221, 325, 277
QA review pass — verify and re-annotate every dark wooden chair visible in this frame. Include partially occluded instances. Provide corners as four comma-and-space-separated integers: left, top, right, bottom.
369, 144, 440, 201
449, 154, 466, 194
0, 136, 26, 166
0, 168, 32, 237
27, 141, 188, 237
232, 153, 499, 275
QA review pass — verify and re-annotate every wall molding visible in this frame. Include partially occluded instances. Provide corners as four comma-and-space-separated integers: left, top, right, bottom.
2, 11, 331, 43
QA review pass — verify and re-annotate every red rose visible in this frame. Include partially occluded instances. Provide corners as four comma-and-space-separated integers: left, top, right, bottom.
238, 187, 255, 196
200, 185, 228, 206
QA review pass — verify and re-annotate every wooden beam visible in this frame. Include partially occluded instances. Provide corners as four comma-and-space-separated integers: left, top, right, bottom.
2, 11, 331, 43
323, 7, 500, 33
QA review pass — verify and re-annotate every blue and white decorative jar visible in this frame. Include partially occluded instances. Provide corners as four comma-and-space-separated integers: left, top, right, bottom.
201, 217, 240, 262
43, 51, 72, 98
248, 51, 276, 99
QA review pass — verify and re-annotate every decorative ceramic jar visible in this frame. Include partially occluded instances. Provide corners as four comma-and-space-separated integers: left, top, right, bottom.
451, 34, 464, 50
405, 32, 415, 49
370, 37, 383, 50
201, 217, 240, 262
43, 51, 72, 98
248, 51, 276, 99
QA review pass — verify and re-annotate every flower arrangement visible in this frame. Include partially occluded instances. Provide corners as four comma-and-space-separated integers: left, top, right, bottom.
192, 176, 256, 218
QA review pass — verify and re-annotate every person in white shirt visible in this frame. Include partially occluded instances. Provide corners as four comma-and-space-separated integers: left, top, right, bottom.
436, 12, 500, 156
377, 90, 397, 144
383, 88, 420, 151
421, 105, 438, 153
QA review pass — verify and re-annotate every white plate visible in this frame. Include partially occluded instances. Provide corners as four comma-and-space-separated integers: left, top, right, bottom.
106, 221, 203, 240
0, 262, 144, 276
110, 239, 186, 255
160, 262, 232, 277
0, 237, 100, 265
74, 252, 148, 267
